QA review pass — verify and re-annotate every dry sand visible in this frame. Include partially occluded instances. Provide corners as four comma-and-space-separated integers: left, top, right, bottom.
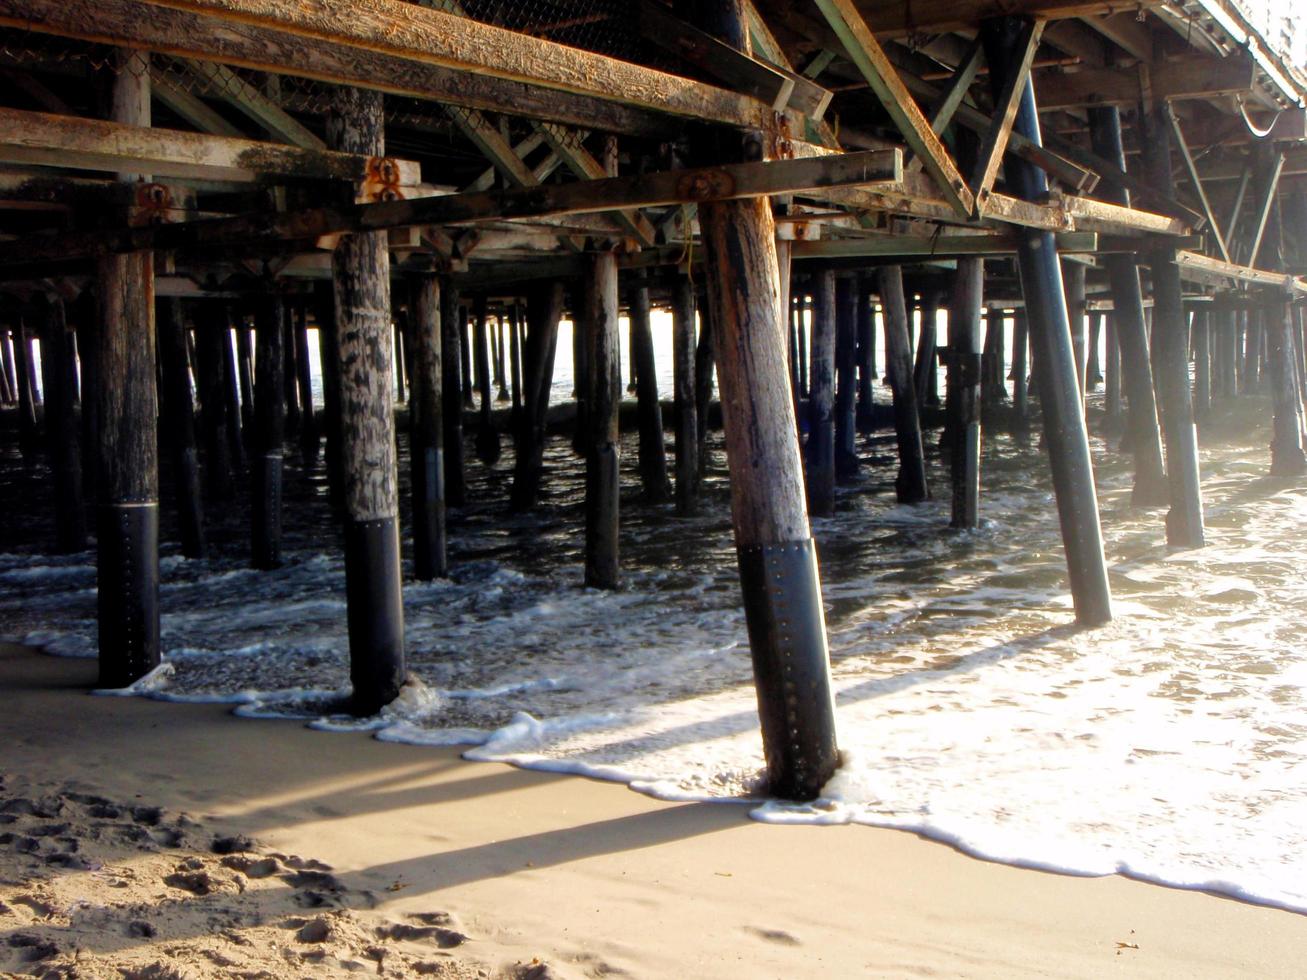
1, 641, 1305, 978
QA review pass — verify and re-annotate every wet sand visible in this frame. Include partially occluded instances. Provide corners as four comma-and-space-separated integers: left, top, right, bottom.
1, 641, 1304, 978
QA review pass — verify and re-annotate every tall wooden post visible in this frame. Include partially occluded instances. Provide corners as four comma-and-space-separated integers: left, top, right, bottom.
393, 319, 408, 404
251, 286, 285, 570
679, 0, 839, 801
38, 296, 87, 552
409, 271, 447, 579
1214, 308, 1237, 399
219, 310, 246, 471
797, 292, 810, 398
509, 303, 524, 422
980, 311, 1008, 407
855, 279, 876, 433
877, 266, 930, 503
1143, 100, 1205, 549
1062, 259, 1088, 403
328, 87, 405, 714
195, 304, 234, 500
1193, 311, 1211, 422
97, 49, 160, 687
1104, 315, 1122, 422
1087, 107, 1168, 506
913, 291, 940, 407
235, 319, 256, 453
472, 295, 501, 465
1011, 308, 1029, 425
282, 302, 301, 440
694, 289, 716, 474
439, 281, 466, 507
834, 276, 859, 481
314, 282, 344, 509
948, 258, 983, 528
984, 16, 1112, 624
584, 250, 621, 589
806, 267, 836, 515
573, 291, 590, 458
12, 315, 39, 458
1267, 301, 1307, 475
1087, 312, 1104, 389
0, 326, 15, 405
510, 281, 564, 510
629, 273, 670, 501
672, 275, 698, 515
157, 298, 204, 558
294, 303, 319, 466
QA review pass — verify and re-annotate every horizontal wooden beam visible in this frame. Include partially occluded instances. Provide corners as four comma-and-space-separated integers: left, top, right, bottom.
637, 0, 832, 119
791, 230, 1098, 258
1175, 250, 1307, 293
862, 0, 1159, 38
0, 0, 684, 139
132, 0, 794, 131
0, 107, 419, 186
0, 149, 904, 267
1034, 57, 1256, 110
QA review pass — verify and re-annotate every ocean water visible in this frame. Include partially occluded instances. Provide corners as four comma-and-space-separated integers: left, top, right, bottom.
2, 387, 1305, 916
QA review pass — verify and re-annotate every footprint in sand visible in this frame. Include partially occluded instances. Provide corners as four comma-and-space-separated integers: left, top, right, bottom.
746, 926, 801, 946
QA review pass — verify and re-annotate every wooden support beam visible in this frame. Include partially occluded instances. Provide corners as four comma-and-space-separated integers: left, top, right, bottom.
182, 59, 325, 149
1246, 152, 1285, 268
151, 71, 244, 137
792, 230, 1097, 258
328, 86, 406, 714
638, 0, 832, 119
119, 0, 798, 130
1033, 57, 1256, 110
813, 0, 974, 216
536, 124, 658, 246
971, 20, 1045, 214
0, 149, 903, 267
1175, 250, 1307, 293
0, 107, 419, 185
1166, 103, 1229, 262
1079, 12, 1152, 62
0, 0, 683, 139
929, 38, 985, 137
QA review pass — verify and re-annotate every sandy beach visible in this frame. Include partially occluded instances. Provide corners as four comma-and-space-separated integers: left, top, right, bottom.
1, 641, 1304, 977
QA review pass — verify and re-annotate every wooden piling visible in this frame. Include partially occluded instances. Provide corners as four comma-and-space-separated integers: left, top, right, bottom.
694, 289, 715, 474
672, 275, 698, 515
629, 273, 669, 502
1086, 107, 1169, 507
509, 303, 523, 423
251, 286, 285, 570
510, 281, 563, 511
495, 313, 510, 402
156, 298, 204, 558
855, 280, 876, 433
1104, 315, 1122, 422
1193, 311, 1211, 422
440, 279, 466, 507
696, 164, 839, 802
408, 271, 447, 579
282, 302, 301, 439
235, 318, 256, 453
294, 302, 319, 466
913, 291, 940, 408
1267, 300, 1307, 475
37, 296, 87, 552
328, 86, 405, 714
0, 326, 15, 405
1011, 308, 1029, 425
584, 250, 620, 589
460, 308, 475, 409
313, 282, 345, 509
472, 295, 501, 465
1062, 260, 1088, 402
95, 50, 161, 688
194, 304, 235, 501
948, 257, 983, 528
1143, 100, 1205, 549
834, 275, 859, 481
1087, 313, 1104, 390
219, 310, 246, 471
12, 315, 39, 457
877, 266, 930, 504
984, 15, 1112, 624
806, 267, 836, 515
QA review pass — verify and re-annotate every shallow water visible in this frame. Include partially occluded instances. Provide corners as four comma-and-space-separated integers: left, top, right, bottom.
2, 390, 1305, 915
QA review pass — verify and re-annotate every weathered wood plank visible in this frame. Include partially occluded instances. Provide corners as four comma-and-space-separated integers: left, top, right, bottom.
0, 150, 903, 266
0, 107, 418, 185
813, 0, 974, 216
